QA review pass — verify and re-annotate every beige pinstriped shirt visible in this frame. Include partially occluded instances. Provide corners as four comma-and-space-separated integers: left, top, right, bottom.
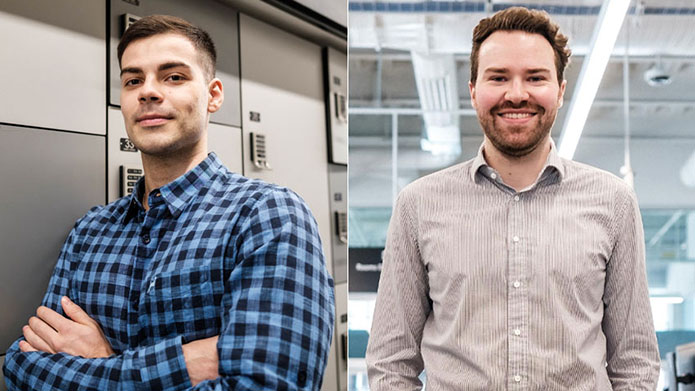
366, 144, 660, 390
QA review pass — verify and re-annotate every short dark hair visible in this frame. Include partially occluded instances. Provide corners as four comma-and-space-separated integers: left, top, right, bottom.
117, 15, 217, 80
470, 7, 571, 85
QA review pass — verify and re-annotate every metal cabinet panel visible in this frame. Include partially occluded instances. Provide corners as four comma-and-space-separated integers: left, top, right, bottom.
293, 0, 347, 28
109, 0, 241, 127
0, 125, 105, 352
0, 354, 5, 391
0, 0, 106, 134
107, 107, 143, 203
208, 123, 244, 175
324, 47, 348, 165
328, 165, 347, 284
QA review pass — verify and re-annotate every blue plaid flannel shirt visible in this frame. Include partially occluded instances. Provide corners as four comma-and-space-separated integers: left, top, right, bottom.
3, 153, 335, 390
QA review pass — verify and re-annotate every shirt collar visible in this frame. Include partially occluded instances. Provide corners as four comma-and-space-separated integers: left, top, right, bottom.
469, 140, 566, 184
121, 152, 224, 224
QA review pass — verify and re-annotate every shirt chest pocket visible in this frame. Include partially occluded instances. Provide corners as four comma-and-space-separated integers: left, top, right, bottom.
142, 266, 220, 339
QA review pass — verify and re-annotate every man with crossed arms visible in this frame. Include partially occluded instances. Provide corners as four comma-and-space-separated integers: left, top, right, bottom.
4, 15, 334, 390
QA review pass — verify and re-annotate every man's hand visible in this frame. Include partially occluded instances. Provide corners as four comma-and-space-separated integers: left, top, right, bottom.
182, 335, 219, 386
19, 296, 115, 358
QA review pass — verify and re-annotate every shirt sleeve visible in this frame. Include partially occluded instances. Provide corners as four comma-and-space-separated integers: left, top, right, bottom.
2, 222, 192, 391
602, 187, 661, 390
366, 188, 431, 391
187, 187, 335, 391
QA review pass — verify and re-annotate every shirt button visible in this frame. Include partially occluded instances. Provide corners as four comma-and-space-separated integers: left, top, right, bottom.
490, 173, 497, 180
142, 234, 150, 244
513, 236, 520, 243
513, 281, 521, 288
514, 375, 522, 382
513, 328, 521, 336
514, 195, 520, 202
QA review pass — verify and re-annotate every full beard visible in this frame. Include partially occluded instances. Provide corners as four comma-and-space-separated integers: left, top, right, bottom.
478, 103, 556, 158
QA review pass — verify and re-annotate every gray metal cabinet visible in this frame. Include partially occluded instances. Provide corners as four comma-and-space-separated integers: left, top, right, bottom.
0, 0, 106, 134
109, 0, 241, 127
0, 125, 105, 352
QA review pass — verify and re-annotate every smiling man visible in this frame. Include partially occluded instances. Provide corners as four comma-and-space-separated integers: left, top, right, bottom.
366, 7, 659, 390
3, 15, 334, 390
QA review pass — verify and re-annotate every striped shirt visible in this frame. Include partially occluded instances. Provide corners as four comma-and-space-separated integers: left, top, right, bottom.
3, 153, 335, 390
366, 143, 660, 390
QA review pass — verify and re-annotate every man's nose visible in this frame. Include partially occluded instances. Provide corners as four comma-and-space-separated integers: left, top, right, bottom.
138, 79, 163, 103
504, 78, 529, 104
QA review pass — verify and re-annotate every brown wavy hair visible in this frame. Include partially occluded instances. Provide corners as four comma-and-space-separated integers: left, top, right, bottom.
470, 7, 571, 85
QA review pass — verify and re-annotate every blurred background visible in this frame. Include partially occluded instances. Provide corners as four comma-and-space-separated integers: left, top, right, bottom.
346, 1, 695, 389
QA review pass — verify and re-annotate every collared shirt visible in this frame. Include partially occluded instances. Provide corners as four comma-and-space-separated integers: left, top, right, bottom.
366, 143, 660, 390
3, 153, 335, 391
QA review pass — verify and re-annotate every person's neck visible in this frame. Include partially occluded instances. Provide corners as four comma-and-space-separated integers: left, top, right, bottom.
482, 136, 552, 192
141, 147, 208, 210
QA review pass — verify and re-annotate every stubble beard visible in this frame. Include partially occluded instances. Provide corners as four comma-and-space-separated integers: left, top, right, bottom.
127, 105, 206, 159
479, 103, 557, 158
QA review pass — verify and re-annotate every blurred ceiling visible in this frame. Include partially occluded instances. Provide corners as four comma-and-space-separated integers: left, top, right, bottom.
349, 0, 695, 140
348, 1, 695, 253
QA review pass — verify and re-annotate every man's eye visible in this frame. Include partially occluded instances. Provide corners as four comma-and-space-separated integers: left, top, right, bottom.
529, 76, 545, 82
491, 76, 506, 82
167, 74, 185, 82
124, 79, 140, 86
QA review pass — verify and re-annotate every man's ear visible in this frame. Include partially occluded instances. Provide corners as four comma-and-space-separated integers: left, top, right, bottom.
558, 79, 567, 108
469, 80, 477, 109
207, 78, 224, 113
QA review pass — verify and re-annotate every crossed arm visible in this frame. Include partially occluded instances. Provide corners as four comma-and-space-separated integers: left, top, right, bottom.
19, 295, 218, 386
3, 190, 335, 390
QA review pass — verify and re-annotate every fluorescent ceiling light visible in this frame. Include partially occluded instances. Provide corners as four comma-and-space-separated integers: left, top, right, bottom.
558, 0, 632, 159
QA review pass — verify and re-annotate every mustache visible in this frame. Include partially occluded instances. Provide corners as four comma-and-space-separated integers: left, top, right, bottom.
491, 102, 545, 114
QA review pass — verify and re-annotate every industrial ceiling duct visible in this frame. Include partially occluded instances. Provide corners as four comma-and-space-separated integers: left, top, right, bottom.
411, 51, 461, 157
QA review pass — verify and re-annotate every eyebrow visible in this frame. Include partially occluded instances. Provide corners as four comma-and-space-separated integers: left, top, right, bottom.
483, 67, 508, 74
483, 67, 552, 74
527, 68, 552, 74
120, 62, 192, 77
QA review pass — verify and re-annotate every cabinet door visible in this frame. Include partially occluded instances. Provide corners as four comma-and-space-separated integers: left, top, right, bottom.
0, 125, 105, 352
208, 123, 244, 175
0, 0, 105, 134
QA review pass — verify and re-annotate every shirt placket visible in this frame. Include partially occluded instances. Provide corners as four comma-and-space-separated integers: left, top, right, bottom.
507, 191, 528, 389
130, 195, 165, 343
